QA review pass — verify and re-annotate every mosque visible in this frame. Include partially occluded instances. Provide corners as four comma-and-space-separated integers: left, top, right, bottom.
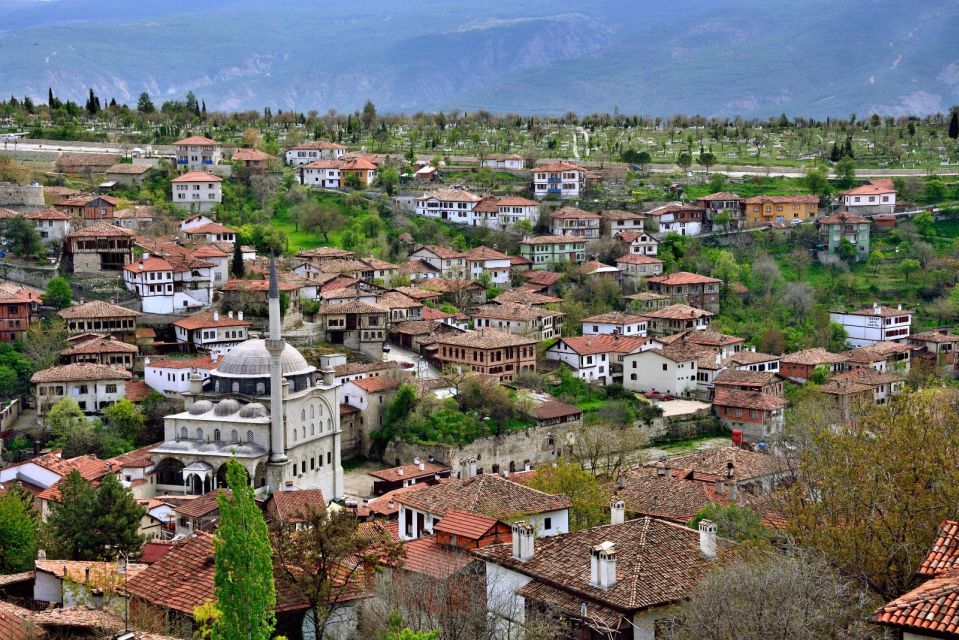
149, 258, 343, 499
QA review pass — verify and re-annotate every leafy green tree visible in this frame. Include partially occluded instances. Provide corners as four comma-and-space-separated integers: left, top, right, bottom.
103, 399, 146, 443
301, 202, 346, 241
676, 152, 692, 172
785, 388, 959, 599
697, 151, 716, 173
923, 176, 947, 204
689, 503, 768, 542
837, 238, 856, 261
0, 488, 38, 572
835, 156, 856, 187
361, 100, 377, 129
899, 258, 920, 283
913, 210, 935, 238
710, 249, 739, 284
46, 398, 98, 457
803, 168, 831, 199
712, 210, 731, 233
527, 462, 610, 531
378, 167, 399, 196
42, 278, 73, 309
4, 215, 43, 258
866, 249, 884, 274
20, 317, 67, 372
213, 459, 276, 640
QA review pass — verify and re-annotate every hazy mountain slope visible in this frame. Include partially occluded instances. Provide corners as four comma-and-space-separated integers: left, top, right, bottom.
0, 0, 955, 116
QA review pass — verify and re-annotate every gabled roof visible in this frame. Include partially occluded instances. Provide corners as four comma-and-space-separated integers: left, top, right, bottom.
471, 302, 559, 322
817, 211, 869, 225
780, 347, 848, 366
174, 135, 218, 146
713, 388, 786, 412
268, 488, 326, 524
493, 289, 563, 306
432, 508, 500, 539
413, 244, 465, 260
415, 188, 482, 203
67, 222, 134, 238
147, 354, 222, 370
173, 309, 251, 330
170, 170, 222, 183
617, 465, 727, 523
369, 461, 450, 483
60, 335, 138, 356
400, 536, 477, 578
642, 304, 713, 321
31, 363, 131, 383
462, 246, 509, 261
648, 271, 721, 286
840, 182, 896, 196
667, 446, 789, 482
348, 375, 403, 394
744, 195, 818, 204
534, 161, 585, 172
433, 329, 537, 350
122, 256, 175, 273
288, 140, 346, 151
106, 163, 153, 175
921, 521, 959, 577
582, 312, 646, 325
550, 206, 600, 220
231, 148, 274, 162
616, 230, 658, 243
519, 235, 587, 245
616, 253, 664, 266
174, 490, 226, 519
554, 335, 649, 356
396, 473, 571, 518
474, 516, 737, 614
25, 207, 71, 220
873, 568, 959, 636
697, 191, 743, 202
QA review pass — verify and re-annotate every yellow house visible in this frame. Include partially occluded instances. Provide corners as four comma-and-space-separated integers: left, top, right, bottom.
744, 195, 819, 227
340, 157, 378, 187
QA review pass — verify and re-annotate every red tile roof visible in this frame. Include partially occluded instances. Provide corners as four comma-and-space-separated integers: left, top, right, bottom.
400, 536, 476, 578
817, 211, 870, 225
147, 354, 222, 370
648, 271, 721, 286
841, 182, 896, 196
268, 488, 326, 524
60, 335, 138, 356
67, 222, 135, 238
432, 509, 500, 539
231, 148, 273, 162
555, 335, 649, 356
616, 253, 664, 266
349, 376, 403, 394
125, 380, 152, 402
713, 388, 786, 412
396, 474, 571, 518
920, 521, 959, 577
170, 170, 222, 183
667, 447, 789, 482
0, 601, 38, 640
122, 256, 175, 273
874, 568, 959, 636
534, 161, 585, 172
31, 363, 131, 383
369, 461, 450, 483
550, 206, 600, 220
173, 309, 251, 330
642, 304, 713, 321
174, 135, 219, 146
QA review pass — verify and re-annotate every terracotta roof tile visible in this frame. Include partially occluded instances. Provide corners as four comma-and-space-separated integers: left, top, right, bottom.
31, 363, 131, 383
920, 521, 959, 577
713, 389, 786, 411
400, 536, 476, 578
666, 446, 789, 482
124, 380, 152, 402
173, 309, 251, 330
67, 222, 134, 238
171, 170, 222, 183
369, 462, 450, 483
268, 488, 326, 524
433, 329, 537, 350
174, 135, 218, 146
555, 335, 649, 356
874, 568, 959, 635
642, 304, 713, 321
780, 348, 848, 365
396, 474, 570, 518
648, 271, 721, 286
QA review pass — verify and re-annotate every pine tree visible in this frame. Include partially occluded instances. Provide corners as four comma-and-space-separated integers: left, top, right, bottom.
212, 460, 276, 640
136, 92, 155, 114
47, 469, 97, 559
232, 241, 245, 278
48, 87, 54, 107
949, 110, 959, 141
92, 473, 146, 558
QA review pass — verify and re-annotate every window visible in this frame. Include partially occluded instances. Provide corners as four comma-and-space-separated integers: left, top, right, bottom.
247, 430, 254, 443
214, 429, 221, 442
327, 452, 332, 465
105, 384, 117, 393
197, 428, 204, 440
544, 517, 552, 530
231, 429, 239, 443
181, 427, 188, 439
662, 363, 668, 371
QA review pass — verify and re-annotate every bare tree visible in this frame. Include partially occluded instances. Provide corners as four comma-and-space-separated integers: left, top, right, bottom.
660, 548, 885, 640
301, 202, 346, 242
571, 423, 648, 478
782, 281, 815, 320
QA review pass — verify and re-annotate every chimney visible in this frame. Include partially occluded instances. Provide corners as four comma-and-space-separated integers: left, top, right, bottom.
460, 458, 470, 479
142, 252, 150, 260
610, 499, 625, 525
413, 456, 421, 465
469, 458, 477, 478
144, 357, 150, 366
388, 498, 395, 511
699, 519, 717, 559
398, 467, 405, 476
715, 479, 725, 495
228, 310, 234, 318
321, 364, 334, 386
419, 461, 425, 471
213, 310, 219, 322
590, 541, 617, 589
524, 462, 531, 472
655, 461, 667, 476
210, 352, 216, 362
37, 549, 46, 561
502, 469, 509, 478
511, 521, 535, 561
238, 311, 244, 321
897, 304, 902, 310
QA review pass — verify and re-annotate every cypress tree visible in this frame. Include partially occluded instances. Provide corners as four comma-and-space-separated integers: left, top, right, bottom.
232, 241, 245, 278
212, 460, 276, 640
949, 110, 959, 141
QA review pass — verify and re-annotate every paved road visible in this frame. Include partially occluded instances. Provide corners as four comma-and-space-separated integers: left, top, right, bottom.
384, 341, 439, 380
1, 140, 126, 154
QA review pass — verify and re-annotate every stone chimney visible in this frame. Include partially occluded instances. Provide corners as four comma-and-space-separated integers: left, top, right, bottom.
656, 460, 668, 476
460, 458, 470, 479
228, 310, 234, 318
418, 461, 425, 471
590, 541, 617, 589
37, 549, 46, 561
238, 311, 244, 321
321, 364, 335, 386
511, 521, 535, 561
610, 499, 625, 525
213, 310, 219, 322
469, 458, 477, 478
398, 467, 405, 476
210, 352, 217, 362
699, 519, 717, 559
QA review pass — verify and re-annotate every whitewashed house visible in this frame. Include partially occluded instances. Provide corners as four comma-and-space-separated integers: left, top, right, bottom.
547, 335, 650, 385
174, 135, 222, 170
145, 354, 222, 397
532, 162, 585, 199
172, 309, 252, 357
414, 188, 483, 224
481, 154, 524, 170
582, 312, 648, 337
285, 141, 347, 166
296, 160, 342, 188
623, 342, 702, 397
830, 304, 912, 347
122, 253, 215, 314
171, 171, 222, 212
27, 208, 72, 242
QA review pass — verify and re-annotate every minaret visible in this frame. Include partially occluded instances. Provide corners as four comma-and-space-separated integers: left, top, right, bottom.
265, 256, 288, 464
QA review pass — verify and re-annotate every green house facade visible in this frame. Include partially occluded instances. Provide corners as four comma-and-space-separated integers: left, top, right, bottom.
818, 211, 871, 261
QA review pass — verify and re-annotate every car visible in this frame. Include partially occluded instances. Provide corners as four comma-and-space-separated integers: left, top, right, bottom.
791, 218, 803, 226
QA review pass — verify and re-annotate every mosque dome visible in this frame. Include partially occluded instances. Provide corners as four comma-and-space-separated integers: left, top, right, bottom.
215, 339, 315, 378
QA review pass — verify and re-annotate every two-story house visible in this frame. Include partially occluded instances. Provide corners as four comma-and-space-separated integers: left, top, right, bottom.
65, 222, 135, 273
519, 236, 587, 269
431, 329, 537, 383
550, 206, 601, 238
316, 300, 389, 359
171, 171, 223, 212
602, 210, 645, 238
144, 354, 222, 398
839, 179, 896, 214
532, 162, 586, 199
547, 334, 650, 385
0, 282, 41, 343
696, 192, 745, 230
414, 188, 483, 224
172, 309, 252, 357
409, 245, 467, 279
641, 304, 713, 338
179, 215, 237, 243
645, 203, 705, 236
463, 246, 512, 286
623, 341, 703, 397
31, 363, 131, 416
830, 304, 911, 347
615, 253, 665, 280
123, 253, 215, 314
60, 334, 138, 370
58, 300, 140, 339
285, 140, 346, 166
27, 208, 72, 242
582, 312, 647, 337
744, 195, 819, 227
471, 303, 563, 341
297, 159, 342, 188
647, 272, 722, 313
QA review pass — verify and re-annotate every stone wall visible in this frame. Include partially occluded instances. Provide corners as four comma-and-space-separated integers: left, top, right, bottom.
0, 261, 59, 290
0, 183, 44, 212
382, 421, 580, 474
648, 410, 722, 443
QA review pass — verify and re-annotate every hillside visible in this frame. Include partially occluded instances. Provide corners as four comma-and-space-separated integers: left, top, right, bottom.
0, 0, 957, 117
